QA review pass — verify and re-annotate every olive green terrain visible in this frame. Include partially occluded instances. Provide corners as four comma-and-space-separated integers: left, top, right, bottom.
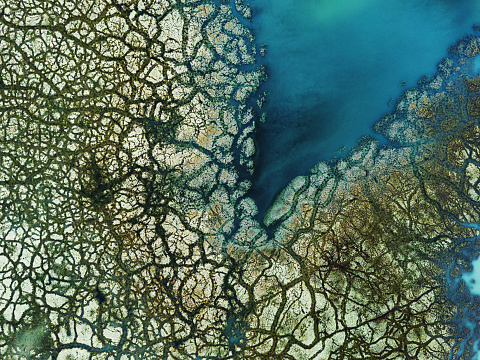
1, 0, 480, 359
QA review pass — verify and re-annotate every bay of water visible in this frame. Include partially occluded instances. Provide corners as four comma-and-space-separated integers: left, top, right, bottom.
464, 255, 480, 360
241, 2, 480, 357
247, 0, 480, 215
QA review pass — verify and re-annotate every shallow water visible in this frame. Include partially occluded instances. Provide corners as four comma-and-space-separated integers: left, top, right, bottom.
247, 0, 480, 215
464, 257, 480, 296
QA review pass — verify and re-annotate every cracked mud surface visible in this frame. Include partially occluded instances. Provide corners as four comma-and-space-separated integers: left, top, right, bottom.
1, 0, 480, 359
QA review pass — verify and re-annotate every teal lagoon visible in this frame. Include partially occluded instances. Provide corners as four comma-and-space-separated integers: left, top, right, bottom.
247, 0, 480, 215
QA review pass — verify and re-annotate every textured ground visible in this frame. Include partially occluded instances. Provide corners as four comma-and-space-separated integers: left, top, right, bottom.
1, 0, 480, 359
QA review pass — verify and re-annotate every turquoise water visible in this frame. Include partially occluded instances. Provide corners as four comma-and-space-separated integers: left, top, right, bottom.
248, 0, 480, 215
241, 1, 480, 357
461, 222, 480, 360
475, 55, 480, 73
446, 222, 480, 360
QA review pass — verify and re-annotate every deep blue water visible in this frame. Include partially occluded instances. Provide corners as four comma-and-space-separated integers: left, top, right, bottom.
247, 0, 480, 215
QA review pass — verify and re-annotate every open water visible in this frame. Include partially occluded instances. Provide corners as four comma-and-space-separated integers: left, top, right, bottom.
244, 2, 480, 358
247, 0, 480, 216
